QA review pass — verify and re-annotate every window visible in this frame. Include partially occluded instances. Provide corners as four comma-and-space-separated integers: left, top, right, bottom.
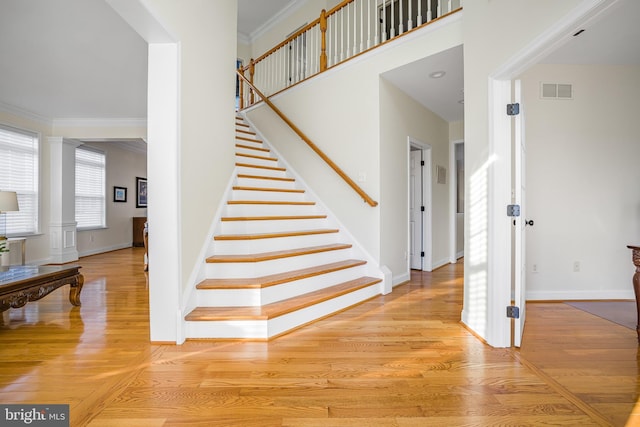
0, 124, 39, 235
75, 146, 105, 229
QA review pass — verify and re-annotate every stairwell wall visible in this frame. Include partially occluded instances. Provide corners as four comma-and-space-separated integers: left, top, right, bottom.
246, 15, 462, 283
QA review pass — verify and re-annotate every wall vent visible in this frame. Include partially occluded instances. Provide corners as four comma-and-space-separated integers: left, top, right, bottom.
541, 83, 573, 100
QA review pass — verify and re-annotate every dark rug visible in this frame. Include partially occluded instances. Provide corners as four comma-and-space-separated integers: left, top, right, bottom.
565, 301, 636, 330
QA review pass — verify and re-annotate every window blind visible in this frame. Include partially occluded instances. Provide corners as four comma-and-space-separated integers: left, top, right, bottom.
75, 147, 105, 229
0, 124, 39, 235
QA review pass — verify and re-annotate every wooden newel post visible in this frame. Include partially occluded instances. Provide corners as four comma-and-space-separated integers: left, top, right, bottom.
320, 9, 328, 72
249, 59, 256, 105
238, 67, 245, 110
627, 245, 640, 343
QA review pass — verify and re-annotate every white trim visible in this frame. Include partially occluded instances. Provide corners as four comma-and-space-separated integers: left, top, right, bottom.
408, 138, 432, 272
449, 138, 463, 264
393, 271, 411, 287
0, 101, 52, 125
52, 118, 147, 128
246, 0, 312, 44
527, 290, 635, 301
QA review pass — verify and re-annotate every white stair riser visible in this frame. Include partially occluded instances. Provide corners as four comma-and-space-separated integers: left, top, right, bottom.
236, 177, 296, 189
235, 156, 279, 168
212, 232, 341, 254
235, 146, 270, 157
220, 218, 327, 235
186, 319, 267, 340
229, 189, 305, 202
235, 165, 287, 178
186, 283, 379, 339
224, 204, 319, 217
205, 248, 355, 278
197, 267, 369, 307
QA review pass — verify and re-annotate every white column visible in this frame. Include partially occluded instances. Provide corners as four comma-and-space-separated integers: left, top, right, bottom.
48, 137, 80, 264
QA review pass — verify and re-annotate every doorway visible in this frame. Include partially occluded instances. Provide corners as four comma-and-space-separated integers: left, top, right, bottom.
409, 138, 432, 271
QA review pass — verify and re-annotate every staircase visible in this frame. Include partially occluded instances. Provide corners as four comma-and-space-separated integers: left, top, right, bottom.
183, 115, 382, 340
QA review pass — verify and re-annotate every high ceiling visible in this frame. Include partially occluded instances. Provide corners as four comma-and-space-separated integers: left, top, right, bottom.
0, 0, 638, 124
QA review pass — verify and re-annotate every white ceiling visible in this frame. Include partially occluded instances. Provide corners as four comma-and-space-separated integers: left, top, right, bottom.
0, 0, 638, 128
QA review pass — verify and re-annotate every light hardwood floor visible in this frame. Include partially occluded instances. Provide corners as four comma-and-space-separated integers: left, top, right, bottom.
0, 248, 638, 426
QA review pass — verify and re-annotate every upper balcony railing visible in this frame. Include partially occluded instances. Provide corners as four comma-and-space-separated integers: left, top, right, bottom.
238, 0, 463, 109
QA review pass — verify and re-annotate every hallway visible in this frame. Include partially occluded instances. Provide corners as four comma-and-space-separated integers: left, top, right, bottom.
0, 248, 637, 426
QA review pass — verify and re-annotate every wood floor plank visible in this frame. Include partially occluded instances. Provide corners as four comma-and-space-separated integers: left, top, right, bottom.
0, 249, 637, 426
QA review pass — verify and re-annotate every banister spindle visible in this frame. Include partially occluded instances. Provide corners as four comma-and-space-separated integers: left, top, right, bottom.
427, 0, 432, 22
417, 0, 423, 25
399, 0, 404, 34
407, 0, 413, 30
382, 0, 387, 41
238, 66, 245, 109
249, 59, 255, 105
320, 9, 327, 71
390, 0, 395, 38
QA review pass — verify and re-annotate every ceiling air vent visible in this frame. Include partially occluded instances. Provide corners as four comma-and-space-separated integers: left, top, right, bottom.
541, 83, 573, 100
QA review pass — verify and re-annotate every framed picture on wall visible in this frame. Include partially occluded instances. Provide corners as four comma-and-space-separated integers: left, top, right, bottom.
136, 177, 147, 208
113, 186, 127, 203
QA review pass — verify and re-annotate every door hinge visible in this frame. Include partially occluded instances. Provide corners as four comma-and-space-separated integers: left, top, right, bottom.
506, 305, 520, 319
507, 204, 520, 217
421, 252, 425, 257
507, 103, 520, 116
421, 206, 425, 212
421, 160, 425, 166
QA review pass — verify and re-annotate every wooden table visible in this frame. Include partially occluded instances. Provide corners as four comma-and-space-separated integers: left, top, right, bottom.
0, 265, 83, 312
627, 245, 640, 343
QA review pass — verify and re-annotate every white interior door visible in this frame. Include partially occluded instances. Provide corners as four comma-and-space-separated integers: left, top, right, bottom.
410, 150, 423, 270
514, 79, 527, 347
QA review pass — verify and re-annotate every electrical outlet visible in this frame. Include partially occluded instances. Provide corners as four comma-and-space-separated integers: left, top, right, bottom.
573, 261, 580, 272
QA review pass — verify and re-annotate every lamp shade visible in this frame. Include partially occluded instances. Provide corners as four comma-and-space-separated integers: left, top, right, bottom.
0, 191, 19, 212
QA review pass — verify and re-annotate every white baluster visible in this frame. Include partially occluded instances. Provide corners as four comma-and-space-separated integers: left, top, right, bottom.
355, 1, 360, 55
427, 0, 432, 22
438, 0, 442, 18
382, 0, 387, 41
367, 0, 372, 48
417, 0, 423, 26
341, 9, 345, 61
407, 0, 413, 30
390, 0, 395, 38
399, 0, 404, 34
374, 0, 380, 45
360, 0, 365, 52
346, 5, 351, 58
448, 0, 452, 14
334, 14, 338, 65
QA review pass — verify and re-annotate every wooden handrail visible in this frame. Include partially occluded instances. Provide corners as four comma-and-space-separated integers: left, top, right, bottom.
236, 70, 378, 208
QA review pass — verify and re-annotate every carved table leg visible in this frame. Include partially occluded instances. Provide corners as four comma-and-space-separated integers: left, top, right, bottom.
630, 248, 640, 343
69, 274, 84, 306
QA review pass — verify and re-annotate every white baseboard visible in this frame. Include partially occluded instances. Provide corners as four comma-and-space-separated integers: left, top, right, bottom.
526, 289, 635, 301
456, 250, 464, 259
392, 271, 410, 287
78, 243, 133, 258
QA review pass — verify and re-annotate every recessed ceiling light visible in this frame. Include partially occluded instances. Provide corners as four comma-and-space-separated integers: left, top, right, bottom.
429, 71, 446, 79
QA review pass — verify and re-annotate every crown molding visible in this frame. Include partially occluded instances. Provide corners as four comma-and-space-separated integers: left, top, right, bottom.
249, 0, 310, 44
52, 117, 147, 128
0, 101, 52, 126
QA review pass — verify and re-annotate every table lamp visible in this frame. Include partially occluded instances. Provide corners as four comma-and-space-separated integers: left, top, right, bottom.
0, 190, 19, 241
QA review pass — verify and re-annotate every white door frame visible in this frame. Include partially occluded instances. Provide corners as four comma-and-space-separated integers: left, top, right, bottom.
408, 137, 432, 272
449, 139, 464, 264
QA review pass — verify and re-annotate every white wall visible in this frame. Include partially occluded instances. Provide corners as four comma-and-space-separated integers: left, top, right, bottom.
246, 15, 462, 283
522, 63, 640, 300
462, 0, 586, 346
379, 78, 451, 280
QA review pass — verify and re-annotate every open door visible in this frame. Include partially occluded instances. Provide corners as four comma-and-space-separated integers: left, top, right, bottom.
410, 149, 423, 270
513, 79, 527, 347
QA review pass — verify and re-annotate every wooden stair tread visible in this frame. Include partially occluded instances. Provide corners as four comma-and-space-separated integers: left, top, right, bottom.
197, 259, 367, 290
236, 152, 278, 162
236, 143, 270, 153
221, 215, 326, 222
206, 243, 352, 263
236, 129, 256, 136
232, 186, 304, 194
236, 163, 285, 172
227, 200, 315, 205
214, 229, 339, 241
186, 276, 381, 321
236, 136, 263, 144
237, 174, 295, 182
